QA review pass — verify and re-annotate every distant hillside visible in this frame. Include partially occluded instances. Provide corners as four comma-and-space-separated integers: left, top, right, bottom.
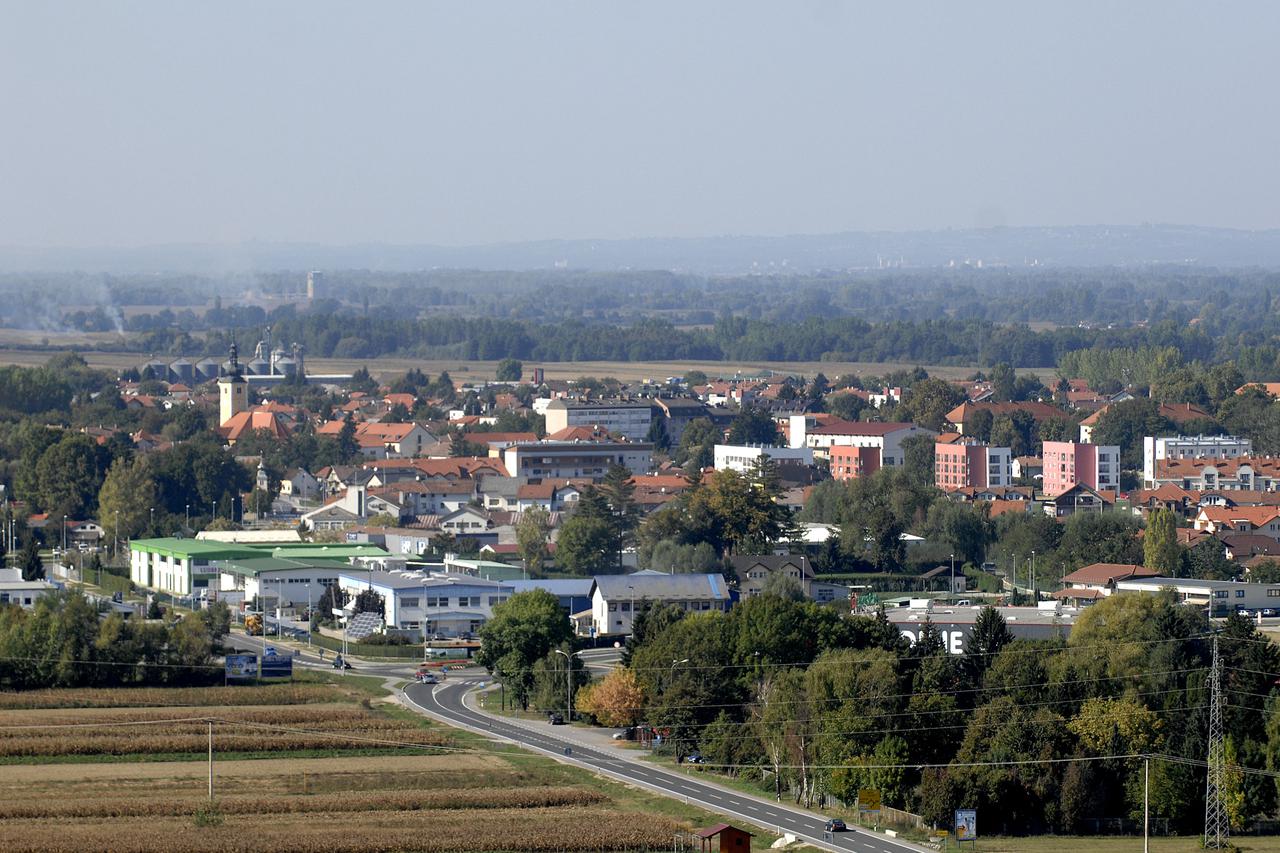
4, 224, 1280, 273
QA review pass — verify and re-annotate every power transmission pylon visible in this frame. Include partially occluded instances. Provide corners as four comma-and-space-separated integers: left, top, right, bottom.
1204, 633, 1229, 849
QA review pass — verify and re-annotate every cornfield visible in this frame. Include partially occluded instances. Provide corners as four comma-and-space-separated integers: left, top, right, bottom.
0, 683, 342, 710
0, 786, 607, 819
0, 808, 684, 852
0, 704, 448, 757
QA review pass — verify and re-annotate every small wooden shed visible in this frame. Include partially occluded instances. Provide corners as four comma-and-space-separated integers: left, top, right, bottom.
695, 823, 752, 853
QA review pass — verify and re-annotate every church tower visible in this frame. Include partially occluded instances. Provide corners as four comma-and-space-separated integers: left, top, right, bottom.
219, 342, 248, 426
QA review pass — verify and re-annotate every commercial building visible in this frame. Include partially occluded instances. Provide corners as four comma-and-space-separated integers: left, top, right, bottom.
713, 443, 814, 473
336, 568, 513, 636
543, 399, 654, 441
1041, 441, 1120, 497
1143, 435, 1253, 487
501, 441, 652, 480
130, 538, 390, 598
0, 568, 58, 609
1114, 576, 1280, 617
885, 602, 1079, 655
934, 436, 1012, 491
216, 556, 350, 614
587, 573, 732, 637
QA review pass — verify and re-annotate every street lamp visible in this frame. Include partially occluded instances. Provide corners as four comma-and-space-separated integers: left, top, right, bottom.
62, 515, 67, 556
149, 507, 155, 536
949, 552, 955, 598
553, 649, 582, 721
185, 504, 190, 531
1030, 550, 1037, 600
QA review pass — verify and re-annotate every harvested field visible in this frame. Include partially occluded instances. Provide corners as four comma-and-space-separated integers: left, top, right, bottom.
0, 677, 733, 852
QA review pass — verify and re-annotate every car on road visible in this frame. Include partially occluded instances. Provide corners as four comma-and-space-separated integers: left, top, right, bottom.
824, 819, 847, 832
417, 672, 439, 684
684, 752, 705, 764
1264, 608, 1279, 618
547, 712, 564, 725
332, 655, 352, 670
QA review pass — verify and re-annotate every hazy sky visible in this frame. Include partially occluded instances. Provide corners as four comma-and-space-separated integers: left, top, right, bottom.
2, 1, 1278, 247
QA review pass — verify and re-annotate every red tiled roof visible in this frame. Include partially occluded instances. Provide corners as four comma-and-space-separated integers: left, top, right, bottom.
808, 420, 918, 437
1063, 563, 1160, 585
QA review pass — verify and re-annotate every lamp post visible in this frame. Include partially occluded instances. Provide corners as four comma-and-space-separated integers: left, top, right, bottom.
1031, 549, 1037, 601
949, 552, 955, 598
113, 510, 119, 561
626, 584, 635, 635
185, 504, 190, 531
554, 649, 581, 721
149, 507, 155, 536
62, 516, 67, 556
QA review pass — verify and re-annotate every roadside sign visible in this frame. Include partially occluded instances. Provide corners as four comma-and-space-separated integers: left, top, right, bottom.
225, 654, 257, 680
260, 651, 293, 679
955, 809, 977, 841
857, 788, 881, 812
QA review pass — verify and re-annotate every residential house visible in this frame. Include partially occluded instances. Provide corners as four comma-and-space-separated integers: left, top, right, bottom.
945, 401, 1067, 435
1045, 483, 1115, 518
1194, 506, 1280, 541
587, 573, 732, 637
1055, 562, 1160, 606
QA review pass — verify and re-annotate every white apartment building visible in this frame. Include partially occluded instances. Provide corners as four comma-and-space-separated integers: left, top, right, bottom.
713, 443, 814, 473
543, 399, 654, 441
788, 415, 935, 465
501, 441, 653, 480
1143, 434, 1253, 487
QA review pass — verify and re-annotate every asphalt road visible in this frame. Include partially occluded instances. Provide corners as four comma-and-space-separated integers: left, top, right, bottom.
404, 679, 929, 853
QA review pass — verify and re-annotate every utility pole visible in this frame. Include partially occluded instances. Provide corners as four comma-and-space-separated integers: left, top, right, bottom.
207, 721, 214, 801
1144, 755, 1150, 853
1204, 634, 1229, 849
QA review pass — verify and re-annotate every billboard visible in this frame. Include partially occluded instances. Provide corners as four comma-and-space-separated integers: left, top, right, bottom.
261, 652, 293, 679
225, 654, 257, 680
857, 788, 881, 812
955, 809, 977, 841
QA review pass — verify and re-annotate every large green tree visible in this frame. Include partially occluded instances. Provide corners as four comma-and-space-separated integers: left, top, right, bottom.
475, 590, 574, 710
1143, 508, 1180, 574
97, 457, 157, 542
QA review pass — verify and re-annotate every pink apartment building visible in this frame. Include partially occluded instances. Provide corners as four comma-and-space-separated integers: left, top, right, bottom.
934, 436, 1012, 491
1042, 441, 1120, 496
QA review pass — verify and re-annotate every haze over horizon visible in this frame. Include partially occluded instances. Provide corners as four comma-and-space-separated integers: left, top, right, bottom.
2, 2, 1278, 249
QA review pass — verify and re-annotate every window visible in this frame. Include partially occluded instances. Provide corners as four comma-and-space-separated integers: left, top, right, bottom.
1268, 589, 1280, 598
488, 596, 501, 606
621, 602, 631, 612
1213, 590, 1228, 599
608, 602, 617, 612
402, 597, 419, 607
425, 596, 446, 607
1235, 590, 1245, 598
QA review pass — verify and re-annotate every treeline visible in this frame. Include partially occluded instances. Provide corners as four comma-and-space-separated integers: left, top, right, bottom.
166, 313, 1226, 370
603, 593, 1280, 836
0, 592, 227, 689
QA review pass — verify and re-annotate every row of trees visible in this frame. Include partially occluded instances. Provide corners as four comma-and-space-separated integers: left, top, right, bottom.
0, 592, 227, 689
608, 590, 1280, 835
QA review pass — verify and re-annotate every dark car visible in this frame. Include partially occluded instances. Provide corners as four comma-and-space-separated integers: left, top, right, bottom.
332, 655, 353, 670
685, 752, 705, 764
548, 712, 565, 725
824, 819, 847, 832
1264, 608, 1279, 618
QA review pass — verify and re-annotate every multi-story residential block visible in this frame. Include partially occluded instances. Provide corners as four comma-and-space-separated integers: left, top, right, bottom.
1041, 441, 1120, 497
829, 445, 882, 481
1147, 456, 1280, 492
501, 441, 652, 480
934, 435, 1012, 491
543, 398, 654, 441
713, 443, 814, 473
788, 415, 934, 467
1143, 434, 1254, 487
